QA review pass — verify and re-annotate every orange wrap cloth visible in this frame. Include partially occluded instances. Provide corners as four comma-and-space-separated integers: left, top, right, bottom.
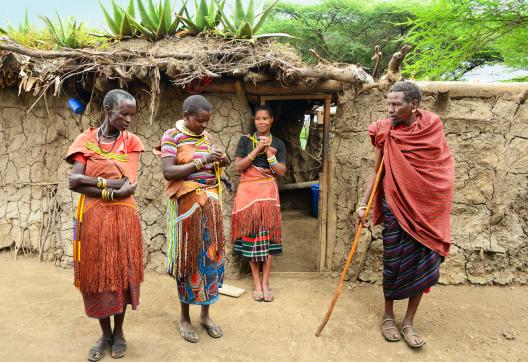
368, 110, 455, 257
231, 165, 281, 244
66, 128, 145, 295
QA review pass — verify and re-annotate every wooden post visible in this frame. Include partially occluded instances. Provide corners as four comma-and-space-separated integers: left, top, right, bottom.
318, 96, 332, 271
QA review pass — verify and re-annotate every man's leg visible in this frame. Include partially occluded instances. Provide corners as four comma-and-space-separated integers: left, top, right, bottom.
381, 299, 400, 341
402, 292, 425, 347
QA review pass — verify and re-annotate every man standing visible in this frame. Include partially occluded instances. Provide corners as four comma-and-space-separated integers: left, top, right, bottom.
356, 81, 455, 348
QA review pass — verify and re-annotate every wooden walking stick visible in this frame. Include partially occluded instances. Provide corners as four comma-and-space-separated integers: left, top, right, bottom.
315, 158, 385, 337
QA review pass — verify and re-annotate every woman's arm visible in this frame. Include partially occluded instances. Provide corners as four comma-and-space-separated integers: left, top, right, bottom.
162, 150, 225, 181
69, 162, 136, 199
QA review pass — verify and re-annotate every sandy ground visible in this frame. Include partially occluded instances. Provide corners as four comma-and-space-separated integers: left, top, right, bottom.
275, 209, 319, 272
1, 254, 527, 362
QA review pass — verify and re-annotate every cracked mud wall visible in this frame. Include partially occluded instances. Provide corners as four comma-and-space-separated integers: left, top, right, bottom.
328, 82, 528, 285
0, 86, 252, 276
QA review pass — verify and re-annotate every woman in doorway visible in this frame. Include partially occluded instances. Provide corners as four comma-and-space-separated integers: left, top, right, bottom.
232, 105, 287, 302
160, 95, 229, 343
66, 89, 144, 361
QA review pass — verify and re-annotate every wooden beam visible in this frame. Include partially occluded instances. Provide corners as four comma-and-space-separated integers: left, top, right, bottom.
203, 80, 344, 95
260, 94, 329, 102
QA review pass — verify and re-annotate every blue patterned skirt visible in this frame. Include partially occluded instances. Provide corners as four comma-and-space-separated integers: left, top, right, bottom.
176, 214, 224, 305
381, 198, 443, 300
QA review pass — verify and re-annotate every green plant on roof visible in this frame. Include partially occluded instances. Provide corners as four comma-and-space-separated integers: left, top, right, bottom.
39, 13, 86, 48
178, 0, 224, 34
125, 0, 185, 40
99, 0, 136, 38
216, 0, 289, 39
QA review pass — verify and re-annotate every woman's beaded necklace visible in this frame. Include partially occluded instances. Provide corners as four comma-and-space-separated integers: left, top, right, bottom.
97, 122, 120, 154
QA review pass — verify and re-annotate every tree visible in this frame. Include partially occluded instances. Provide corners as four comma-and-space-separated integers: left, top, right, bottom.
403, 0, 528, 80
260, 0, 420, 72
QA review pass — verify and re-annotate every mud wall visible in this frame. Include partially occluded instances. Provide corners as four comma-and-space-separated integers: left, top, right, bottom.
0, 85, 252, 275
327, 82, 528, 285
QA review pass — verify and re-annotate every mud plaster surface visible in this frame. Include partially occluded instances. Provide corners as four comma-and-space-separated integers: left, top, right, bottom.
0, 86, 253, 276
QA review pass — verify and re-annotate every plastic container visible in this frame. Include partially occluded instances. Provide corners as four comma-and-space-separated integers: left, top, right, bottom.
311, 183, 320, 218
67, 97, 85, 114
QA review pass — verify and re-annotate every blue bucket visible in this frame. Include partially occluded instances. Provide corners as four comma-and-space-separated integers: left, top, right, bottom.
311, 183, 320, 218
67, 97, 85, 114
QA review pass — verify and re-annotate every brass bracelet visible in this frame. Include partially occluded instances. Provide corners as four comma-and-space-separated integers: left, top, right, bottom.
101, 188, 107, 200
194, 159, 203, 170
109, 189, 115, 201
96, 177, 106, 189
247, 153, 255, 161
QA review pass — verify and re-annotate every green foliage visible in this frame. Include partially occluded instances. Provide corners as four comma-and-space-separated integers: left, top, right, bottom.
125, 0, 184, 40
0, 9, 49, 48
178, 0, 224, 33
39, 13, 91, 48
217, 0, 283, 38
99, 0, 136, 38
260, 0, 416, 68
403, 0, 528, 80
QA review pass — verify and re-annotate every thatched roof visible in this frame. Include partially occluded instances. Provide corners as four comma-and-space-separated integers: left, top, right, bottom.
0, 35, 371, 94
0, 35, 374, 122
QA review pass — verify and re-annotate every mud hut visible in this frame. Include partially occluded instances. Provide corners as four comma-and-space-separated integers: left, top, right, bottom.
1, 36, 527, 284
0, 36, 370, 276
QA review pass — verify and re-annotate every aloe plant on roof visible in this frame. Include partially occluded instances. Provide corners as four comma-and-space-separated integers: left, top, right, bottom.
216, 0, 288, 39
125, 0, 184, 40
39, 13, 86, 48
178, 0, 224, 34
99, 0, 136, 38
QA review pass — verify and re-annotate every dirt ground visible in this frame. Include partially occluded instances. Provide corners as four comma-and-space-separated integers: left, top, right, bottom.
1, 254, 527, 362
275, 209, 319, 272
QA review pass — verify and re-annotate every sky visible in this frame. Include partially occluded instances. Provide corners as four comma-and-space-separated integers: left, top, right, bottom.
0, 0, 322, 29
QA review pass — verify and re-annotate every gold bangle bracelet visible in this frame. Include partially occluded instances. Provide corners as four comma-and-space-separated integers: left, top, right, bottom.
248, 154, 255, 161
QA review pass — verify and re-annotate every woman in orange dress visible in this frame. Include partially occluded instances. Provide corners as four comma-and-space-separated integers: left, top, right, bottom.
66, 89, 144, 361
231, 105, 286, 302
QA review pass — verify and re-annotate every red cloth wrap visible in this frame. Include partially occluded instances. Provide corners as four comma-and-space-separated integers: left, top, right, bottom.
231, 165, 281, 243
368, 110, 455, 257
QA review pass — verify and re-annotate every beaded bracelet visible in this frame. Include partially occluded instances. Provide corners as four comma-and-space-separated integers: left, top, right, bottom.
96, 177, 107, 189
267, 156, 278, 166
193, 159, 204, 170
101, 188, 115, 201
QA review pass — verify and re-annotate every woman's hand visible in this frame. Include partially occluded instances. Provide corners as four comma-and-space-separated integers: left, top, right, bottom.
265, 146, 277, 158
205, 149, 224, 164
69, 173, 86, 190
256, 136, 271, 153
219, 153, 230, 167
354, 208, 369, 232
114, 179, 138, 199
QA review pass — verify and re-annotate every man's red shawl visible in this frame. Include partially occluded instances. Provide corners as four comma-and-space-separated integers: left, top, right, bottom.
368, 110, 455, 257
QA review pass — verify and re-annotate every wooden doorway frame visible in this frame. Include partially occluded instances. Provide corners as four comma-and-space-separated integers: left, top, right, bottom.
260, 94, 332, 271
